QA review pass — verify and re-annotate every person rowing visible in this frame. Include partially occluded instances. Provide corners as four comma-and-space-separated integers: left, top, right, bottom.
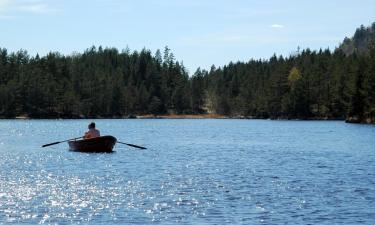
84, 122, 100, 139
42, 121, 146, 149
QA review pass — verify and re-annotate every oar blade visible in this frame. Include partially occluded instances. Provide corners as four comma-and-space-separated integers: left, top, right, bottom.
118, 141, 147, 149
126, 143, 147, 149
42, 141, 61, 147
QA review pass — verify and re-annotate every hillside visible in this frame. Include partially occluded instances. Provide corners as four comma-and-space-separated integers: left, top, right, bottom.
340, 22, 375, 56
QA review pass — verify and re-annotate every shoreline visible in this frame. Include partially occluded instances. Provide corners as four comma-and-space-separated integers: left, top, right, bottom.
3, 114, 373, 124
6, 114, 344, 120
135, 114, 228, 119
0, 113, 373, 124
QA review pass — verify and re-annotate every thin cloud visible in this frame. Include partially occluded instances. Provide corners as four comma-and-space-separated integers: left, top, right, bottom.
270, 24, 284, 29
18, 3, 48, 13
0, 0, 52, 16
0, 0, 11, 11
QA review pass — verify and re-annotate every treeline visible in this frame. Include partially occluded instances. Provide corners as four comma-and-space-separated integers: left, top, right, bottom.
0, 26, 375, 122
199, 48, 375, 122
0, 46, 192, 118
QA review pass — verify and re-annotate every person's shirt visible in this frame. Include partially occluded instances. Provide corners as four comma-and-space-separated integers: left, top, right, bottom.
84, 128, 100, 139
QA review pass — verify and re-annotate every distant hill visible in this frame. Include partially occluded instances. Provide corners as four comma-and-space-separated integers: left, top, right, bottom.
340, 22, 375, 56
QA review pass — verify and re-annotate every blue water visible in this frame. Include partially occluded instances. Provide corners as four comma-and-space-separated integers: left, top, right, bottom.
0, 119, 375, 224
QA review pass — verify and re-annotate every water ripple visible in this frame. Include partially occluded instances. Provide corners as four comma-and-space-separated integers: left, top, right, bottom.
0, 119, 374, 224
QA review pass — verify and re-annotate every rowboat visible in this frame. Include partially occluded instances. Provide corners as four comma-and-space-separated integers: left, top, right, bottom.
68, 135, 117, 152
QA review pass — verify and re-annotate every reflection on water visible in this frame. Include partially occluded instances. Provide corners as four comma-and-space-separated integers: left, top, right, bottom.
0, 119, 375, 224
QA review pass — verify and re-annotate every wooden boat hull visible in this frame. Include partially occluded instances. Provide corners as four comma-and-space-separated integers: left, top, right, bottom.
68, 135, 117, 152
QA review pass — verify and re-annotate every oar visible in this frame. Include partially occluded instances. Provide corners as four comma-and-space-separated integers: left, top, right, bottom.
42, 136, 83, 147
117, 141, 147, 150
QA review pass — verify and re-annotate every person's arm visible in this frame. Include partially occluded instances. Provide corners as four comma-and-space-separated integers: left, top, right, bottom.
84, 132, 90, 139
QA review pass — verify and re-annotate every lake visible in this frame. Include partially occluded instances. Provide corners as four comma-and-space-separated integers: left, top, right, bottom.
0, 119, 374, 224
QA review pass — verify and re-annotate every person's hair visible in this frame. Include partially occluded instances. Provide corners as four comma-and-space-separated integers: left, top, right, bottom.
89, 122, 96, 129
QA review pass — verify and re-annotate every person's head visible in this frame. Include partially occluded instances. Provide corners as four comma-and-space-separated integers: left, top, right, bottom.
88, 122, 96, 129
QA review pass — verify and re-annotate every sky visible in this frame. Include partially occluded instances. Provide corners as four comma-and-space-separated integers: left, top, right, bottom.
1, 0, 375, 74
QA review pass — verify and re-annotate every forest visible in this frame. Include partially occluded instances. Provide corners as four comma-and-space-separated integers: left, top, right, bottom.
0, 23, 374, 123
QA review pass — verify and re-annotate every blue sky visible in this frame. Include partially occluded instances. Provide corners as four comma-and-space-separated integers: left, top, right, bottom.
1, 0, 374, 74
